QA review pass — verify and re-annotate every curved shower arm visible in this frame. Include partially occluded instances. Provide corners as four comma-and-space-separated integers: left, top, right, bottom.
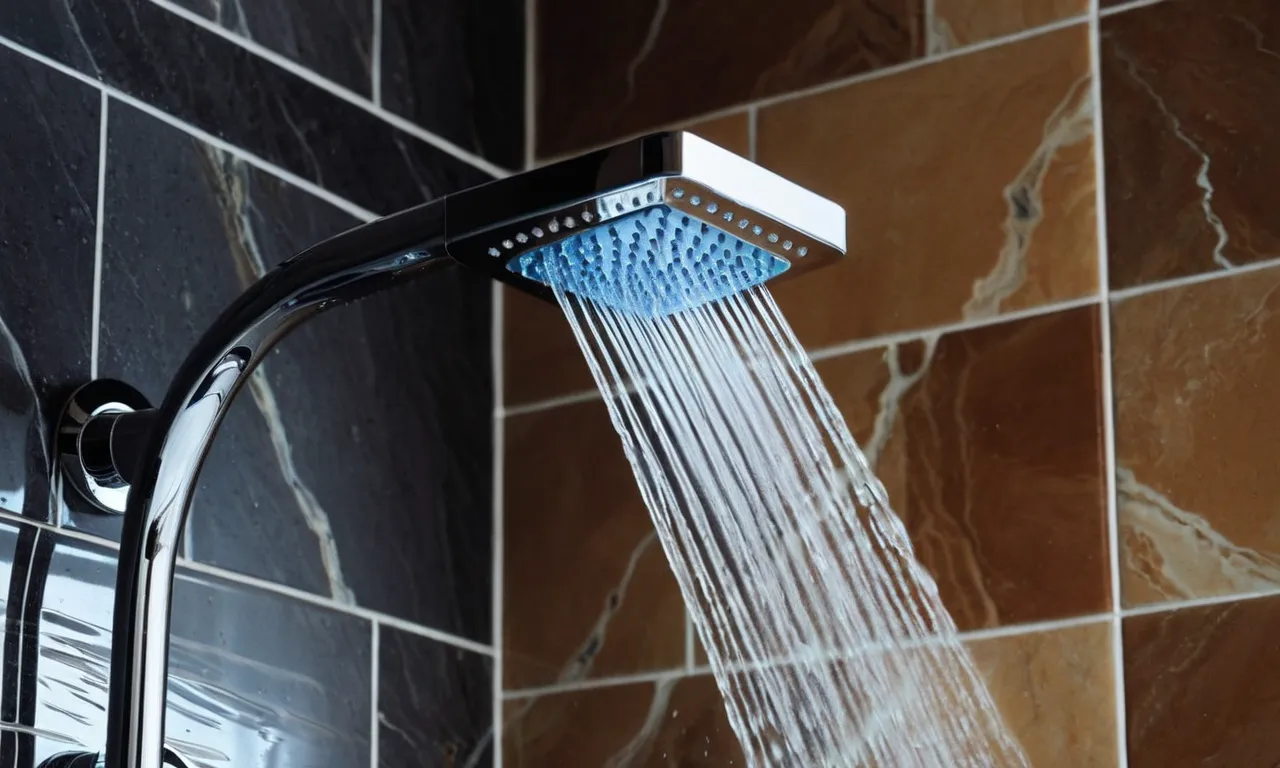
96, 198, 451, 768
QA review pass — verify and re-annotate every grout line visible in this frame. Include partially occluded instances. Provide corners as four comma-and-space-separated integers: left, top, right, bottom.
1121, 587, 1280, 618
490, 279, 506, 766
0, 507, 496, 657
1099, 0, 1166, 17
503, 667, 690, 700
1089, 0, 1129, 763
0, 31, 380, 223
524, 0, 537, 170
502, 387, 602, 417
504, 612, 1117, 699
503, 294, 1105, 416
370, 0, 383, 106
370, 620, 380, 768
90, 91, 109, 382
1111, 256, 1280, 303
746, 106, 758, 162
177, 558, 497, 656
806, 294, 1102, 362
533, 13, 1089, 167
144, 0, 511, 179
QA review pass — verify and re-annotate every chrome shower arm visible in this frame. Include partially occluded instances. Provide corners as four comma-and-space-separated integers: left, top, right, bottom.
41, 130, 846, 768
102, 198, 451, 768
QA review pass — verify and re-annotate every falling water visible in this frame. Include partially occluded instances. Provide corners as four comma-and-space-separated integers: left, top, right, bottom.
529, 220, 1029, 766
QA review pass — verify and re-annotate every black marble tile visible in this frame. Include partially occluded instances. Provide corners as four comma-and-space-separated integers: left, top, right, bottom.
380, 0, 525, 170
66, 100, 359, 556
88, 101, 494, 643
0, 45, 98, 523
0, 0, 491, 216
378, 624, 492, 767
0, 519, 372, 765
169, 0, 374, 96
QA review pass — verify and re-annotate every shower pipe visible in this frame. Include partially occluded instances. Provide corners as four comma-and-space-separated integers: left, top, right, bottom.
41, 131, 846, 768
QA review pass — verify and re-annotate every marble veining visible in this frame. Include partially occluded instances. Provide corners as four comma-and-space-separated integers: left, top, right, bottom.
929, 0, 1086, 53
504, 400, 686, 689
1124, 596, 1280, 766
198, 146, 356, 603
1101, 0, 1280, 289
0, 45, 98, 524
377, 625, 492, 767
85, 102, 492, 641
1118, 466, 1280, 603
964, 73, 1093, 320
816, 306, 1109, 632
1109, 44, 1232, 270
1112, 263, 1280, 608
760, 25, 1098, 349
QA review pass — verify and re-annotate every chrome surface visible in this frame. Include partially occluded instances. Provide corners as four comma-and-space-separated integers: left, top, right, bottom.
444, 131, 848, 301
50, 131, 847, 768
56, 381, 152, 515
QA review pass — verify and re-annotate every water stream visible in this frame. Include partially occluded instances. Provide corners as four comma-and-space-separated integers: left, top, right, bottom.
543, 255, 1028, 766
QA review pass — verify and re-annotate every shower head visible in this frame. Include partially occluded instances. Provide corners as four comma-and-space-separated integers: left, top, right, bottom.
444, 131, 846, 316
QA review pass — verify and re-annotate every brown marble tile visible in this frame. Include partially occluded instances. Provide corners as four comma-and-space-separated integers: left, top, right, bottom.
535, 0, 924, 159
1102, 0, 1280, 290
759, 25, 1098, 350
970, 621, 1118, 767
1125, 595, 1280, 767
503, 399, 686, 689
814, 305, 1109, 631
930, 0, 1086, 52
503, 113, 751, 408
503, 674, 744, 767
1112, 265, 1280, 607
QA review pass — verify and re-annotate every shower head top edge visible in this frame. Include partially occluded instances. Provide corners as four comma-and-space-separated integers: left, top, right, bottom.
675, 132, 846, 253
442, 131, 846, 314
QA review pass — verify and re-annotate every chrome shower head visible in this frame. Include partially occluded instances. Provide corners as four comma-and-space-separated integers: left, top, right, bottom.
444, 131, 846, 316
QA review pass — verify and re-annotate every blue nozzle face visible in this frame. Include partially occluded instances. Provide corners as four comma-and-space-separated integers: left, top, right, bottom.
505, 205, 790, 317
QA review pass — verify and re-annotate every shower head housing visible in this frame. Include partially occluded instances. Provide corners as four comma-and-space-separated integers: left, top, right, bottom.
444, 131, 846, 317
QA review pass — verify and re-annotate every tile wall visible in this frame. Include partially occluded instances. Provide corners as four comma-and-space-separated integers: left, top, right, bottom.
0, 0, 520, 764
500, 0, 1280, 765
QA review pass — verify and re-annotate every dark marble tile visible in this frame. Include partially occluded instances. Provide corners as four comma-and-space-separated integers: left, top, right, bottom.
381, 0, 524, 170
534, 0, 924, 159
378, 624, 492, 767
0, 0, 491, 216
1101, 0, 1280, 290
67, 99, 358, 553
1124, 595, 1280, 767
169, 0, 374, 96
0, 519, 372, 765
88, 101, 493, 642
0, 45, 98, 523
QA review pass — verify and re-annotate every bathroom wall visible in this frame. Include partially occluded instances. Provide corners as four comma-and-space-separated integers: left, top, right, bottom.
500, 0, 1280, 765
0, 0, 520, 764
